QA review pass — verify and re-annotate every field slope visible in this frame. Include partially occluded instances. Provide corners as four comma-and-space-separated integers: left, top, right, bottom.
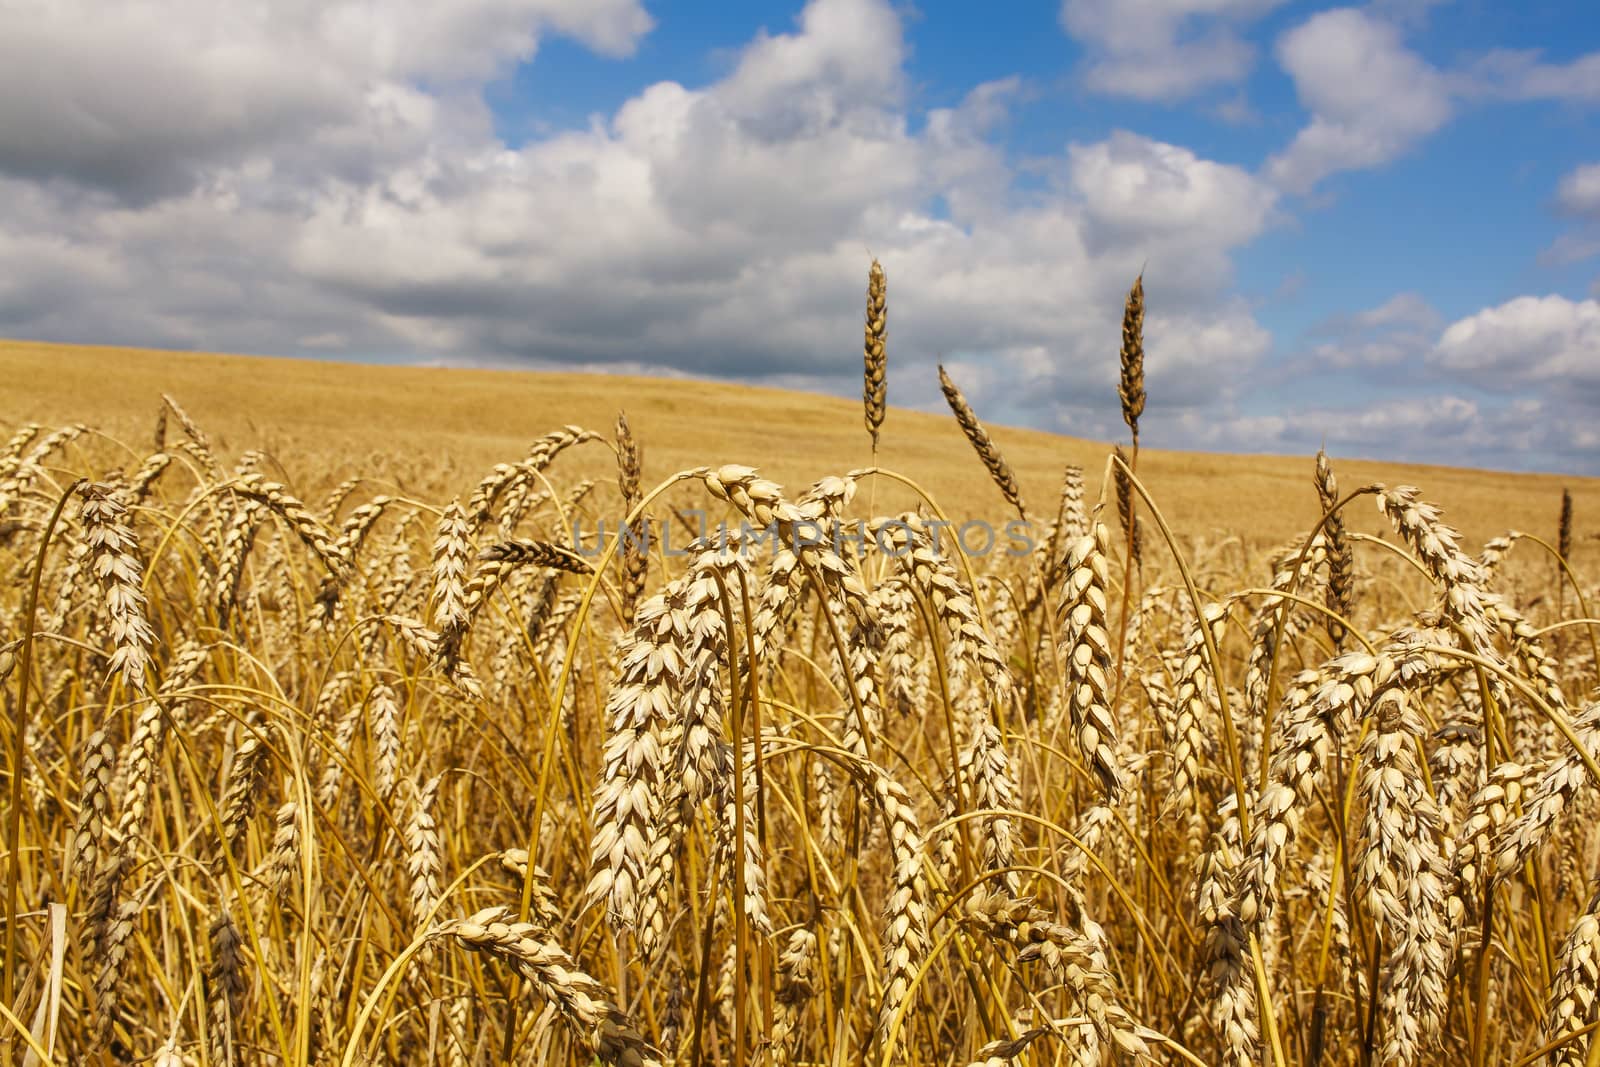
2, 337, 1592, 554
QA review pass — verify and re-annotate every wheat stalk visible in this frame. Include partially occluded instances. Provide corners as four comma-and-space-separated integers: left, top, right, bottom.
1112, 445, 1141, 569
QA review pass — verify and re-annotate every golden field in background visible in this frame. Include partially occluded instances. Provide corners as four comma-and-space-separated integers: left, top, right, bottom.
3, 338, 1593, 559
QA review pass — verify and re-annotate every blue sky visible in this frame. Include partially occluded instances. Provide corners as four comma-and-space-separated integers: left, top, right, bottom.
1, 0, 1597, 472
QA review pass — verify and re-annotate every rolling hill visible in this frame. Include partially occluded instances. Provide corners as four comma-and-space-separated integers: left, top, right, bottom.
2, 337, 1591, 561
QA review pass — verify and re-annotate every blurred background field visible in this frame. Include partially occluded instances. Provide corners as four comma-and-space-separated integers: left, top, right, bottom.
4, 338, 1593, 566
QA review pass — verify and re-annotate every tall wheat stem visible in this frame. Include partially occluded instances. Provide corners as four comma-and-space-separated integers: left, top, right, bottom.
4, 477, 84, 1013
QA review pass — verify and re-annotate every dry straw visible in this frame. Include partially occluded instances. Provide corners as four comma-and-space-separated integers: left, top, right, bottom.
1112, 444, 1141, 568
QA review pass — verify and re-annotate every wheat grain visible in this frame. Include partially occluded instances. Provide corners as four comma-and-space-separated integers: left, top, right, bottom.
587, 581, 697, 928
264, 793, 300, 900
1316, 449, 1355, 647
79, 482, 155, 691
69, 729, 117, 884
771, 927, 818, 1066
369, 682, 402, 801
406, 774, 443, 934
1058, 521, 1124, 800
938, 365, 1026, 519
1168, 599, 1232, 811
1543, 888, 1600, 1067
864, 764, 931, 1056
1355, 685, 1449, 1066
430, 500, 471, 625
219, 712, 269, 861
1118, 273, 1146, 449
1492, 699, 1600, 880
207, 908, 245, 1067
1559, 488, 1574, 563
230, 474, 349, 579
964, 887, 1148, 1057
160, 394, 214, 466
616, 411, 648, 627
0, 423, 41, 476
863, 258, 887, 449
436, 906, 663, 1067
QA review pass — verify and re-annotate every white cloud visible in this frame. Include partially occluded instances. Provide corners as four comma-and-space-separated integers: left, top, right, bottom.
1432, 295, 1600, 393
1266, 9, 1452, 193
1556, 163, 1600, 220
1059, 0, 1282, 102
1291, 394, 1481, 450
1470, 49, 1600, 104
1070, 132, 1277, 250
717, 0, 903, 117
0, 0, 653, 202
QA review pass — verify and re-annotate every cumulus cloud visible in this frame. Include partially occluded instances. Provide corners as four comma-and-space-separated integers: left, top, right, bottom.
0, 0, 1285, 451
1431, 295, 1600, 394
1266, 8, 1452, 193
1556, 163, 1600, 219
1059, 0, 1282, 101
0, 1, 655, 204
1264, 16, 1600, 197
1070, 132, 1277, 250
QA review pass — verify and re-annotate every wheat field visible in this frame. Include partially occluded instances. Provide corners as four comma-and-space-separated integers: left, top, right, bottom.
1, 270, 1598, 1067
